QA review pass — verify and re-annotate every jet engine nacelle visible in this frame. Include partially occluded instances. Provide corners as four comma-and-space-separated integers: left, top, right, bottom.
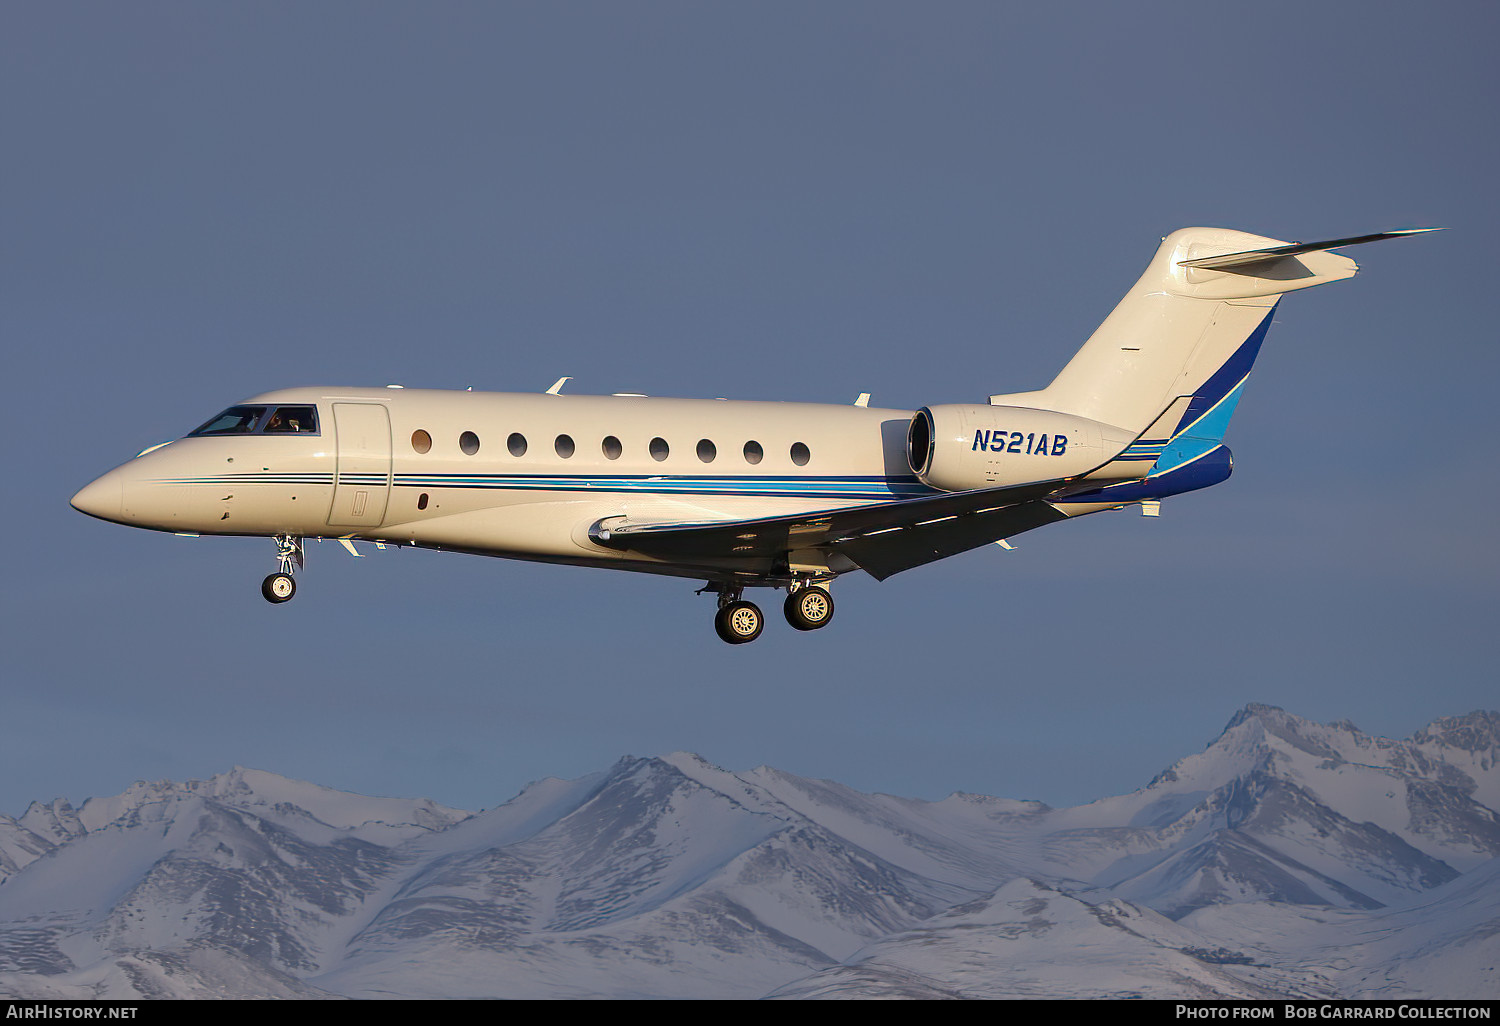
907, 404, 1133, 492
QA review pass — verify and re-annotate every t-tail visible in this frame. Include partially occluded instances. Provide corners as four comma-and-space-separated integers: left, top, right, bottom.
987, 227, 1441, 503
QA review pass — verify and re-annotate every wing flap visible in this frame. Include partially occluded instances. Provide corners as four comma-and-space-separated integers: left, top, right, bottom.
831, 500, 1069, 580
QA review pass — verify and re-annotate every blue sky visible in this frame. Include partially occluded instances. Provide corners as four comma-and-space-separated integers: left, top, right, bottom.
3, 1, 1495, 816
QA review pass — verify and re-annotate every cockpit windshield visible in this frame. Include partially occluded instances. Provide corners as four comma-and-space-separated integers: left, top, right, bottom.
190, 406, 267, 436
189, 404, 320, 437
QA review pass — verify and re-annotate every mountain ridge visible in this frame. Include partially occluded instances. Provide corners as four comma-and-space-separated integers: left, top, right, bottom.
0, 703, 1493, 999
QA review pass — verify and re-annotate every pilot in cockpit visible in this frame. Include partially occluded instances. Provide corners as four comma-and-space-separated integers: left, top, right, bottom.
264, 410, 302, 433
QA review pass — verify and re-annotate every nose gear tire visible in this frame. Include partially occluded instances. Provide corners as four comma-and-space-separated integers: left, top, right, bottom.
262, 572, 297, 603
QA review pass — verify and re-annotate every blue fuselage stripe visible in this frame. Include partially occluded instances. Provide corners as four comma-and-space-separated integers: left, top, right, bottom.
151, 472, 934, 501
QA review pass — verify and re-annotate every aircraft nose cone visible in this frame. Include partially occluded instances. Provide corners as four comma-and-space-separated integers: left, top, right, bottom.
71, 474, 124, 522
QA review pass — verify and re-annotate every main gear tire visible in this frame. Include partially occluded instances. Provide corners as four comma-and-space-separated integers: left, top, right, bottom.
714, 601, 764, 644
784, 587, 834, 631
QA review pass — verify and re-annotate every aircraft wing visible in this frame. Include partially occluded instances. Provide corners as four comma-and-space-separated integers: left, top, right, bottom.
591, 479, 1071, 581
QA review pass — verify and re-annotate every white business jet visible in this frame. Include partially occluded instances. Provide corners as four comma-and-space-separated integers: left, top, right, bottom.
72, 227, 1435, 643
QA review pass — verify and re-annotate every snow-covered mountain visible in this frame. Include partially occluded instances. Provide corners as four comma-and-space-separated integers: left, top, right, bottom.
1043, 704, 1499, 917
0, 706, 1494, 999
765, 878, 1293, 1000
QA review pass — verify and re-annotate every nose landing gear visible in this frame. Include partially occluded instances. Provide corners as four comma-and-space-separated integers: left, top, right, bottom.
262, 534, 303, 604
262, 572, 296, 602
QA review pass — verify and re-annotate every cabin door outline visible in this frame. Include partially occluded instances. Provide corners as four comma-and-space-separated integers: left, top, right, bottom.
327, 403, 393, 528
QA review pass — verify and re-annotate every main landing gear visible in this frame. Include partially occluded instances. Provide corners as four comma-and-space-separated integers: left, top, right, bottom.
784, 585, 834, 631
262, 534, 303, 604
704, 581, 835, 644
714, 598, 764, 645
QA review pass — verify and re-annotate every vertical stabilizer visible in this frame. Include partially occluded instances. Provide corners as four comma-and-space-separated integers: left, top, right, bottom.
988, 228, 1433, 437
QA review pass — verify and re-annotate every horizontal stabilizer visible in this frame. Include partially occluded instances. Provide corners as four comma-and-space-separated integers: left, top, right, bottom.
1178, 228, 1443, 272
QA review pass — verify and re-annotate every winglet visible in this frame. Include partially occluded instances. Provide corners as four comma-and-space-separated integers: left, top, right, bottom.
545, 376, 571, 395
1178, 228, 1443, 272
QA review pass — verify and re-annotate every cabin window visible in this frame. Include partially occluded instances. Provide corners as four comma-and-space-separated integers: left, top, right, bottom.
417, 492, 429, 510
190, 406, 266, 436
649, 437, 670, 461
555, 434, 575, 458
602, 436, 622, 460
743, 440, 763, 465
508, 432, 527, 457
411, 429, 432, 454
791, 442, 811, 466
460, 431, 481, 455
697, 439, 717, 463
263, 406, 319, 434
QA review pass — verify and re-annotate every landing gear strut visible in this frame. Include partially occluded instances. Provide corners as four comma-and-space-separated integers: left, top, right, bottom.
262, 534, 303, 604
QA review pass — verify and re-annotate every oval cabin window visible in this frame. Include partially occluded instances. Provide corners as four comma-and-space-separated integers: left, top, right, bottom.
743, 441, 764, 465
649, 437, 670, 462
460, 431, 480, 456
555, 434, 575, 458
508, 433, 527, 457
602, 436, 623, 460
791, 442, 811, 466
411, 430, 432, 454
